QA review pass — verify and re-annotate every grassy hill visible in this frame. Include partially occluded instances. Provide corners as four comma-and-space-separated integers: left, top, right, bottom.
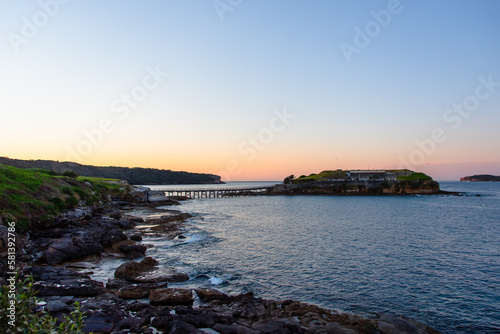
0, 157, 222, 185
292, 169, 431, 184
0, 164, 131, 228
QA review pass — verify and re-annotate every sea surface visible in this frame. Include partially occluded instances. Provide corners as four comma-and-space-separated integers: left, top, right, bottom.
127, 182, 500, 333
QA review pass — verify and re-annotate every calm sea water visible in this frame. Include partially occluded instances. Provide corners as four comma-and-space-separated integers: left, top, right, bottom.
145, 181, 499, 333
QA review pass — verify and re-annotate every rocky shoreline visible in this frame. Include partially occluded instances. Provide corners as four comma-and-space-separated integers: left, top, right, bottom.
1, 189, 443, 333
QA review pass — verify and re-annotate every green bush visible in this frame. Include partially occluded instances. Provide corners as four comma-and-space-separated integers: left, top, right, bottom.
65, 196, 79, 209
62, 170, 78, 178
0, 273, 88, 333
49, 198, 66, 212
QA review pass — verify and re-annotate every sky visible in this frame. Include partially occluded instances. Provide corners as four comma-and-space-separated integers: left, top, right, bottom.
1, 0, 499, 181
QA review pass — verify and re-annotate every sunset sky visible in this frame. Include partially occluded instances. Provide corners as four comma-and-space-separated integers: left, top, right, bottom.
1, 1, 499, 181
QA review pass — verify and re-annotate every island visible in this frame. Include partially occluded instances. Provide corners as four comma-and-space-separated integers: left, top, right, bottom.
460, 174, 500, 182
272, 169, 441, 195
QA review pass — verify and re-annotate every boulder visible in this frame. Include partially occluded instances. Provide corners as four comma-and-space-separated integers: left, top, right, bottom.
118, 243, 147, 259
130, 233, 143, 241
168, 319, 205, 334
212, 323, 253, 334
45, 234, 105, 265
101, 228, 127, 247
114, 257, 158, 281
117, 283, 167, 299
29, 266, 106, 297
112, 317, 143, 331
195, 287, 229, 302
376, 313, 440, 334
252, 320, 293, 334
178, 312, 215, 328
322, 322, 359, 334
149, 288, 193, 306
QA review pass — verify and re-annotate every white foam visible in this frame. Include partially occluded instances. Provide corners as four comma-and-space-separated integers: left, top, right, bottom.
209, 276, 225, 285
184, 233, 205, 243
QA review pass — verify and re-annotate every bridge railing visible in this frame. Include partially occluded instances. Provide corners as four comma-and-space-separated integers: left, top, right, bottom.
159, 185, 275, 192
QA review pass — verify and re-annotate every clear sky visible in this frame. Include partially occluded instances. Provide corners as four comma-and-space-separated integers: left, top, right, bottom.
1, 0, 499, 181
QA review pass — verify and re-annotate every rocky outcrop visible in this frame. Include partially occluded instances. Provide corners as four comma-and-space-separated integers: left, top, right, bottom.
29, 266, 106, 297
149, 288, 194, 306
42, 220, 129, 265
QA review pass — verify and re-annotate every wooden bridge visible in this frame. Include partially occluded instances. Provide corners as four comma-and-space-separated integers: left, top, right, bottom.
158, 186, 274, 199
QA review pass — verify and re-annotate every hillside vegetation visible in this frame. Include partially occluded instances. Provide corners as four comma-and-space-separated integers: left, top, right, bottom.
0, 157, 222, 185
0, 164, 129, 228
461, 174, 500, 182
292, 169, 428, 184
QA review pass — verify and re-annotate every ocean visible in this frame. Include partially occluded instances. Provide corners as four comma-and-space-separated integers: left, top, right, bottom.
138, 181, 499, 333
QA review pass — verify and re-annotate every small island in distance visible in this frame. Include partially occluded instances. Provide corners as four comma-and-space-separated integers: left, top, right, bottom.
273, 169, 443, 195
460, 174, 500, 182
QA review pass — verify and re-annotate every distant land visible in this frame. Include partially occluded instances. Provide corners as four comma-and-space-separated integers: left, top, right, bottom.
274, 169, 443, 195
460, 174, 500, 182
0, 157, 222, 185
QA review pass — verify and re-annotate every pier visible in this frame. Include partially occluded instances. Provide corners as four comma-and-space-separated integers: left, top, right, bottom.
158, 186, 274, 199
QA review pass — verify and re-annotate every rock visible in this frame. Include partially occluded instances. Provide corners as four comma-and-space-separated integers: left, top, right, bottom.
130, 233, 143, 241
106, 278, 130, 290
168, 319, 204, 334
35, 278, 106, 297
118, 219, 137, 229
29, 266, 106, 297
118, 243, 147, 259
45, 299, 72, 313
321, 322, 359, 334
252, 320, 292, 334
195, 287, 229, 302
114, 257, 189, 283
114, 257, 158, 281
101, 228, 127, 247
151, 313, 175, 331
148, 191, 170, 203
178, 312, 215, 328
45, 233, 105, 265
113, 317, 142, 331
135, 267, 190, 284
376, 313, 440, 334
121, 186, 149, 203
149, 288, 193, 306
82, 313, 115, 334
117, 283, 167, 299
212, 323, 253, 334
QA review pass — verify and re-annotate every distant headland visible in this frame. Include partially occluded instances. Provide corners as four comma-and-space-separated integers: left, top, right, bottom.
460, 174, 500, 182
0, 157, 223, 185
273, 169, 444, 195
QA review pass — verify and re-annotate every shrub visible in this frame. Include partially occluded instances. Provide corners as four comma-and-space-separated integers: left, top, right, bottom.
62, 170, 78, 178
65, 196, 79, 209
0, 273, 87, 333
49, 198, 66, 212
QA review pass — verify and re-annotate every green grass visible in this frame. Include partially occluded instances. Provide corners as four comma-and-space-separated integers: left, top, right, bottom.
0, 164, 117, 228
396, 172, 432, 181
294, 170, 348, 183
292, 169, 432, 184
